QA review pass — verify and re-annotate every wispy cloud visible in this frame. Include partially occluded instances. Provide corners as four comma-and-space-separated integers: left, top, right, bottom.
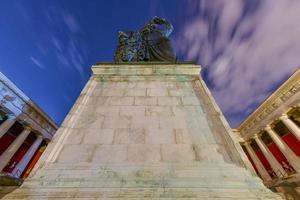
176, 0, 300, 127
30, 56, 45, 70
62, 13, 81, 33
39, 7, 89, 81
51, 36, 63, 52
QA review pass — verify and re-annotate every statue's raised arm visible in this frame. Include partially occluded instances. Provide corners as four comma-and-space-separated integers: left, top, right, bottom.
114, 16, 176, 62
142, 16, 174, 37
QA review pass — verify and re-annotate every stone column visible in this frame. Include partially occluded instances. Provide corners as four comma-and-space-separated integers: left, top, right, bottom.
10, 135, 43, 178
244, 141, 272, 181
0, 116, 17, 138
0, 126, 31, 171
254, 134, 286, 177
265, 125, 300, 173
280, 113, 300, 141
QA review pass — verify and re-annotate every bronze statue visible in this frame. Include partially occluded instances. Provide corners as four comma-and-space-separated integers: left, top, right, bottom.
114, 16, 176, 62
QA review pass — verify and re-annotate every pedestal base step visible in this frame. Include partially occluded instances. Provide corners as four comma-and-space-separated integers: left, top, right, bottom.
2, 163, 283, 200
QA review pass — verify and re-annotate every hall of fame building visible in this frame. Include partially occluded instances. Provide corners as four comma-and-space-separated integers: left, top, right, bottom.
235, 68, 300, 199
0, 72, 57, 197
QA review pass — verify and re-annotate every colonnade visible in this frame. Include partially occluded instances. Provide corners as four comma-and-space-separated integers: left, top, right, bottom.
0, 115, 45, 178
242, 112, 300, 182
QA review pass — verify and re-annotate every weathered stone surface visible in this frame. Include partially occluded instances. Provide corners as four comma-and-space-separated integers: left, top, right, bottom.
114, 128, 145, 144
161, 144, 196, 162
145, 128, 175, 144
147, 88, 169, 96
2, 63, 282, 199
135, 97, 157, 106
131, 116, 160, 129
157, 97, 181, 106
57, 144, 95, 163
145, 106, 173, 117
102, 116, 131, 129
107, 96, 134, 106
119, 106, 145, 117
127, 144, 161, 162
92, 144, 127, 163
83, 128, 114, 144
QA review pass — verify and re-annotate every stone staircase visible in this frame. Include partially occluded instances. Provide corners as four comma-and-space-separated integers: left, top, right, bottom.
2, 162, 283, 199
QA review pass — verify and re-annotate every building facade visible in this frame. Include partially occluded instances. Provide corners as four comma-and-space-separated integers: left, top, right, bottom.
0, 72, 57, 185
236, 69, 300, 199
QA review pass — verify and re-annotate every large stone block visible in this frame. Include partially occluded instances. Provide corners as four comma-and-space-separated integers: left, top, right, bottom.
102, 116, 131, 129
86, 96, 108, 106
159, 116, 187, 129
72, 115, 104, 129
145, 106, 173, 117
127, 144, 161, 162
134, 97, 157, 106
136, 81, 165, 89
169, 88, 197, 97
92, 144, 127, 163
101, 88, 125, 96
95, 106, 119, 116
147, 88, 169, 96
57, 144, 95, 163
113, 128, 145, 144
131, 116, 159, 129
145, 128, 175, 144
119, 106, 145, 117
124, 88, 146, 96
64, 129, 84, 144
161, 144, 196, 162
107, 96, 134, 106
172, 105, 204, 117
157, 97, 181, 106
181, 96, 201, 105
174, 128, 193, 144
83, 128, 114, 144
115, 81, 136, 89
95, 81, 116, 89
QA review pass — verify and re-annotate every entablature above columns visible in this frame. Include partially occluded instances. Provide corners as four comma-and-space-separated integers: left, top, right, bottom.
238, 69, 300, 140
0, 72, 58, 140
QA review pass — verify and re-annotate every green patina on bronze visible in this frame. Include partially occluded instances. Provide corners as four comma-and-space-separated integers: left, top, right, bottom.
114, 16, 176, 62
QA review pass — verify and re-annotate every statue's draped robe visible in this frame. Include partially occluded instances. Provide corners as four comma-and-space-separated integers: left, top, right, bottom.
142, 29, 175, 62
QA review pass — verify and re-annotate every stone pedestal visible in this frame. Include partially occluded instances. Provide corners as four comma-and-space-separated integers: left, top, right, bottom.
3, 63, 282, 199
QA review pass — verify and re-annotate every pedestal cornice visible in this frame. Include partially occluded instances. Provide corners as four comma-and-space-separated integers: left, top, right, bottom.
91, 62, 201, 81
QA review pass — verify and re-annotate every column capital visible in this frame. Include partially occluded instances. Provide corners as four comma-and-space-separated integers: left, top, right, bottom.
243, 140, 251, 146
254, 133, 262, 139
36, 134, 44, 139
23, 126, 32, 131
0, 116, 18, 138
265, 125, 273, 131
279, 113, 289, 120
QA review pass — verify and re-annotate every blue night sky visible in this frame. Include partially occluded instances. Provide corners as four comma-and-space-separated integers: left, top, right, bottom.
0, 0, 299, 127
